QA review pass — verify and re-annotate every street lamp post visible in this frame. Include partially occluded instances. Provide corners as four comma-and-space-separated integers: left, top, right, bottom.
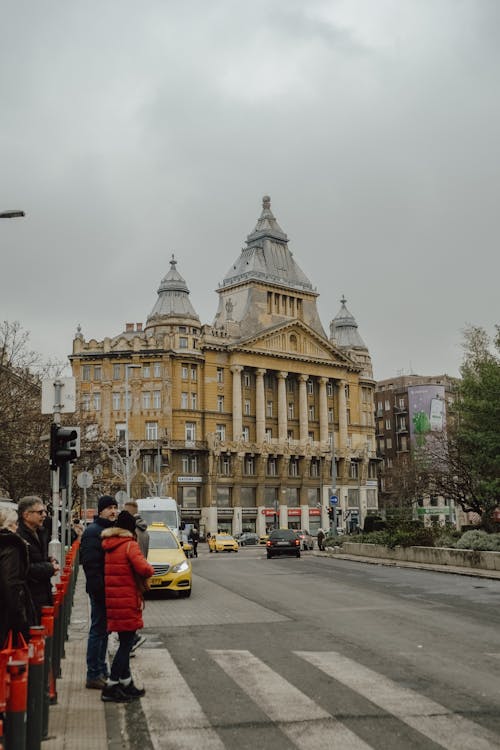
125, 364, 140, 499
331, 426, 338, 537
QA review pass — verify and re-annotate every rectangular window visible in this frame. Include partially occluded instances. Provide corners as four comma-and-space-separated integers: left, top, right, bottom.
181, 454, 190, 473
287, 379, 294, 393
179, 337, 188, 348
153, 362, 162, 378
265, 428, 273, 441
181, 365, 188, 379
185, 422, 196, 442
115, 423, 126, 441
124, 391, 131, 410
190, 455, 198, 473
142, 391, 151, 409
153, 390, 161, 409
346, 408, 351, 424
308, 405, 314, 420
243, 372, 251, 387
242, 426, 249, 441
266, 400, 273, 417
347, 488, 360, 508
386, 438, 393, 450
385, 400, 390, 411
216, 486, 232, 508
398, 397, 405, 408
191, 393, 197, 409
216, 424, 226, 441
288, 402, 294, 419
216, 367, 224, 383
267, 458, 277, 476
142, 454, 152, 473
245, 456, 255, 475
93, 392, 101, 411
217, 395, 224, 412
368, 462, 378, 479
82, 393, 90, 411
400, 436, 408, 451
289, 458, 299, 477
327, 382, 333, 397
146, 421, 158, 440
113, 363, 121, 380
307, 380, 313, 395
181, 392, 188, 409
349, 461, 359, 479
310, 460, 319, 478
385, 418, 391, 430
345, 384, 350, 400
94, 365, 102, 381
82, 365, 91, 381
143, 363, 150, 378
328, 407, 334, 423
367, 489, 378, 508
244, 399, 251, 415
112, 392, 121, 410
219, 455, 231, 475
190, 366, 197, 381
387, 457, 393, 468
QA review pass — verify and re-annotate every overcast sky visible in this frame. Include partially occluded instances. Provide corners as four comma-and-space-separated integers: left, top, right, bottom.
1, 0, 498, 380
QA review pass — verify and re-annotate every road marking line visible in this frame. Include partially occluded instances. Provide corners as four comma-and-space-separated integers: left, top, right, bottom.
209, 649, 372, 749
133, 650, 225, 749
296, 651, 498, 750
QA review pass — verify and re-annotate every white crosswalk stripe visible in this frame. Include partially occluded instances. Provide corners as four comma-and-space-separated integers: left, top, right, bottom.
132, 646, 499, 750
208, 649, 372, 749
133, 650, 225, 750
296, 650, 499, 750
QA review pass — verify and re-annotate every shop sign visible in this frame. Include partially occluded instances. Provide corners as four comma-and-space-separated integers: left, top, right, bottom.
262, 509, 278, 516
309, 508, 320, 516
416, 507, 450, 515
287, 509, 301, 516
178, 476, 202, 483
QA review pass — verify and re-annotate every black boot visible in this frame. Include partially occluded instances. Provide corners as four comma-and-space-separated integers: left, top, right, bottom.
101, 683, 133, 702
121, 680, 146, 698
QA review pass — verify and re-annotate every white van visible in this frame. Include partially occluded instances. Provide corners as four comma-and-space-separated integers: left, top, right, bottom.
136, 497, 182, 539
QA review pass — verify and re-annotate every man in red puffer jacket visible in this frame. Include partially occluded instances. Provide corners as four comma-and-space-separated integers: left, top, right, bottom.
101, 510, 154, 702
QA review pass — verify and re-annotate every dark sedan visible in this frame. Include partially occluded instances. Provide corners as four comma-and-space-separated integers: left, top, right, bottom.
238, 533, 260, 546
266, 529, 301, 559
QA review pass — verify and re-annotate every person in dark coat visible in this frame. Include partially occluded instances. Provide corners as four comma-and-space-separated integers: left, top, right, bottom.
101, 510, 154, 703
188, 525, 199, 558
0, 506, 37, 647
17, 496, 59, 623
80, 495, 118, 689
317, 528, 325, 552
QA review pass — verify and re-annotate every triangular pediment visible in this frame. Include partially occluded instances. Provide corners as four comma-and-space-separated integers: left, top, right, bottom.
229, 320, 356, 368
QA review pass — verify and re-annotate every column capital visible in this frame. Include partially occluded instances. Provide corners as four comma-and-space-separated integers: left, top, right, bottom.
318, 376, 329, 385
230, 364, 244, 374
298, 374, 309, 383
277, 371, 288, 380
255, 368, 267, 377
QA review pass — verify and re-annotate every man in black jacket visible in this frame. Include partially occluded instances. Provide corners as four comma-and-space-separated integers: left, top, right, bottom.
80, 495, 118, 689
17, 496, 59, 624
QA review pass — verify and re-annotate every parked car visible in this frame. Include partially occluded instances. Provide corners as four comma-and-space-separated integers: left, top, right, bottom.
296, 529, 314, 550
259, 534, 269, 545
238, 533, 260, 546
208, 533, 239, 553
266, 529, 301, 559
146, 523, 192, 597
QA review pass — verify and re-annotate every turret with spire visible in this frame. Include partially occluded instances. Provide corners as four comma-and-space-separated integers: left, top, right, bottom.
330, 296, 373, 378
145, 254, 200, 334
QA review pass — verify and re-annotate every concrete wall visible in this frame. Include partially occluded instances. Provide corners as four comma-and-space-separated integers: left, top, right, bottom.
339, 543, 500, 571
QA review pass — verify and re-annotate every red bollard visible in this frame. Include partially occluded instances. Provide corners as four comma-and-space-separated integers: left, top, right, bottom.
41, 606, 54, 732
0, 649, 9, 717
5, 660, 28, 750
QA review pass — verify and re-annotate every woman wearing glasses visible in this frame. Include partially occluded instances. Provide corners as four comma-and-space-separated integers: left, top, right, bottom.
17, 496, 60, 623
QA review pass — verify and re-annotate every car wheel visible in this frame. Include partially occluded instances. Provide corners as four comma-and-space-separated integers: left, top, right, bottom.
209, 548, 213, 553
267, 553, 272, 559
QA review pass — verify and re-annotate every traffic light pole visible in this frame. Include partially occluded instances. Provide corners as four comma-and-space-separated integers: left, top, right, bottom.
49, 380, 63, 575
331, 414, 337, 537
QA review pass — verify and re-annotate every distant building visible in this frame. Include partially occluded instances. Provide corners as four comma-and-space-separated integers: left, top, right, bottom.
70, 196, 378, 536
375, 374, 459, 524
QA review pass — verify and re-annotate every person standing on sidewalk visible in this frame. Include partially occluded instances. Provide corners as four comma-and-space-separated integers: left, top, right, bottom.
123, 500, 149, 654
101, 510, 154, 702
80, 495, 118, 689
0, 506, 37, 647
17, 496, 59, 623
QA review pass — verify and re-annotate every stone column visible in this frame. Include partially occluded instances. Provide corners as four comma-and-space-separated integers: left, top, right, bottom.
255, 368, 266, 445
318, 377, 328, 444
277, 371, 288, 441
298, 374, 309, 442
231, 365, 243, 440
338, 379, 348, 451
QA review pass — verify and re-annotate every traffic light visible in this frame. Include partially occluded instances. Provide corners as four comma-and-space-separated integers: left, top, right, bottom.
50, 424, 80, 470
328, 507, 334, 521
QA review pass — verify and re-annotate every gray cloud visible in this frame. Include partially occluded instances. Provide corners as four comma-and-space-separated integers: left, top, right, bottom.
1, 0, 498, 378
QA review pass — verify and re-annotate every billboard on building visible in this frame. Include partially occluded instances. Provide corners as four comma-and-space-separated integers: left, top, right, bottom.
408, 385, 446, 447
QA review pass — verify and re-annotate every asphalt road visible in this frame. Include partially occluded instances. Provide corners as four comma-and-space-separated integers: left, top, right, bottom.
108, 545, 500, 749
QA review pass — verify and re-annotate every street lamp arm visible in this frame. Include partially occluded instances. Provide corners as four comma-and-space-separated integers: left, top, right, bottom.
0, 210, 25, 218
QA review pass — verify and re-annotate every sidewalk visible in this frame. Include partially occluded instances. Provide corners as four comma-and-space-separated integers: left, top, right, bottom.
44, 572, 107, 750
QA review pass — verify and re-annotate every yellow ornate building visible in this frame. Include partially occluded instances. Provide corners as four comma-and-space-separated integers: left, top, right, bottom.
70, 196, 378, 535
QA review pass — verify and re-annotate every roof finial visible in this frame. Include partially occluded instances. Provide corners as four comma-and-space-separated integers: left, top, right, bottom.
262, 195, 271, 210
170, 254, 177, 269
340, 294, 347, 306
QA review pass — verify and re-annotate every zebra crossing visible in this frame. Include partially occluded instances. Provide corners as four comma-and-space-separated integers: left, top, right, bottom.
130, 647, 499, 750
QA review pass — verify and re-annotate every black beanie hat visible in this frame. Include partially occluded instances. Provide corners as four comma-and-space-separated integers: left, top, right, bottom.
98, 495, 117, 514
117, 510, 136, 534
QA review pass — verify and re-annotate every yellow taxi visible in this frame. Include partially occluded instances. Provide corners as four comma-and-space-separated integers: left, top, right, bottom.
146, 523, 192, 597
208, 533, 239, 553
259, 534, 269, 545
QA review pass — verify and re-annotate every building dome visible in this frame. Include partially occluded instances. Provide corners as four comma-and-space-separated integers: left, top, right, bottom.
146, 255, 200, 329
